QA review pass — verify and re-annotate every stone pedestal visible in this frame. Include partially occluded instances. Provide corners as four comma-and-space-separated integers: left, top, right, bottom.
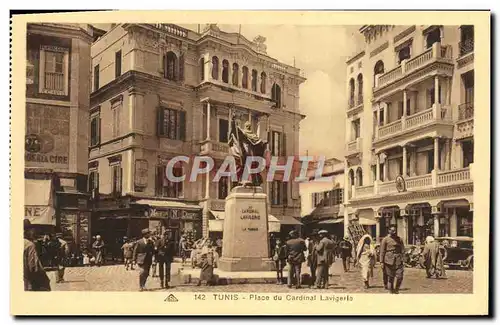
218, 186, 274, 272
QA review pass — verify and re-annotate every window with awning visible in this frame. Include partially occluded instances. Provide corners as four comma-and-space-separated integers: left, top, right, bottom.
24, 179, 55, 225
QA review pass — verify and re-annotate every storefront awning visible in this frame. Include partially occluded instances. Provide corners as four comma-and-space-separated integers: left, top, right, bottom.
317, 218, 343, 225
208, 211, 280, 233
25, 179, 55, 225
134, 199, 201, 210
358, 217, 377, 226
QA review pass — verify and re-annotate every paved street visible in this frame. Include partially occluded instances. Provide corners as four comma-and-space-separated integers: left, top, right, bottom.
51, 259, 472, 293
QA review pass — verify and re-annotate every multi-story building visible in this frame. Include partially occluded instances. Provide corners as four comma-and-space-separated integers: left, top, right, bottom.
25, 23, 93, 251
89, 24, 306, 246
343, 25, 474, 244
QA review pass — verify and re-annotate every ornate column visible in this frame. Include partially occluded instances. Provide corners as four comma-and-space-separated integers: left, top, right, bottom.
206, 101, 211, 141
402, 145, 407, 177
375, 103, 380, 138
402, 89, 407, 127
434, 137, 439, 171
375, 211, 381, 243
376, 154, 381, 181
383, 102, 388, 125
432, 205, 441, 237
434, 75, 441, 117
399, 208, 408, 245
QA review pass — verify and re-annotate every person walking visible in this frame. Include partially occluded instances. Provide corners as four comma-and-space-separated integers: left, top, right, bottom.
285, 230, 307, 289
339, 236, 353, 272
55, 233, 69, 283
121, 237, 134, 270
379, 225, 405, 294
198, 239, 218, 286
179, 235, 188, 265
92, 235, 105, 267
314, 230, 333, 289
356, 234, 376, 289
422, 236, 446, 279
306, 230, 319, 287
133, 229, 155, 291
272, 237, 287, 285
155, 231, 176, 289
23, 220, 51, 291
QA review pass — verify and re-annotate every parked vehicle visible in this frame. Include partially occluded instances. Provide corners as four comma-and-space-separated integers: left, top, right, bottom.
435, 236, 473, 270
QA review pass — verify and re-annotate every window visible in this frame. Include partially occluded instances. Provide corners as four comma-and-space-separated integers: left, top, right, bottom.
157, 107, 186, 141
156, 165, 183, 198
232, 63, 239, 86
379, 162, 385, 181
460, 25, 474, 56
457, 211, 473, 237
199, 58, 205, 81
356, 168, 363, 186
271, 180, 283, 205
398, 101, 404, 119
219, 119, 229, 143
115, 50, 122, 78
251, 69, 258, 92
427, 150, 434, 173
90, 113, 100, 146
352, 119, 360, 140
111, 98, 122, 138
282, 182, 288, 206
212, 56, 219, 80
373, 60, 384, 87
260, 72, 267, 94
398, 157, 403, 176
218, 177, 229, 199
356, 74, 363, 104
111, 164, 122, 196
242, 66, 249, 89
428, 86, 442, 107
269, 131, 284, 156
222, 59, 229, 83
271, 83, 282, 108
462, 140, 474, 167
398, 45, 411, 64
406, 98, 411, 116
379, 108, 385, 125
462, 70, 474, 104
44, 51, 64, 92
93, 64, 100, 92
88, 170, 99, 192
425, 27, 441, 49
348, 78, 355, 107
165, 52, 178, 81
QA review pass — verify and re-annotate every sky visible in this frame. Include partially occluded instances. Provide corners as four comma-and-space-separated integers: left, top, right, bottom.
96, 23, 363, 160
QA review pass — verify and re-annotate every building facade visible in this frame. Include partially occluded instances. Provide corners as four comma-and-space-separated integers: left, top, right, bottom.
25, 23, 94, 252
344, 25, 474, 244
89, 24, 306, 247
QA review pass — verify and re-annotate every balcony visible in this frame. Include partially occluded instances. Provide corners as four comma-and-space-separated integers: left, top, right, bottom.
199, 139, 229, 159
455, 102, 474, 140
375, 104, 453, 146
346, 137, 362, 156
349, 166, 472, 200
373, 43, 454, 100
459, 39, 474, 57
347, 96, 364, 117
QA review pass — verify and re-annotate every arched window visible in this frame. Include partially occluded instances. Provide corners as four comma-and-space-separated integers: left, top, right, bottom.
348, 169, 355, 199
165, 52, 177, 81
348, 78, 355, 108
222, 59, 229, 83
356, 168, 363, 187
251, 69, 258, 92
211, 56, 219, 80
242, 66, 249, 89
232, 63, 239, 86
373, 60, 384, 87
426, 28, 441, 49
260, 72, 267, 94
357, 74, 363, 104
199, 58, 205, 81
271, 83, 281, 108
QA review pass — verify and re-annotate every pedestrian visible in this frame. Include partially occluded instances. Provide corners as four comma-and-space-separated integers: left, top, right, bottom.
422, 236, 446, 279
121, 237, 134, 270
133, 228, 155, 291
198, 239, 218, 286
339, 236, 353, 272
304, 236, 310, 261
155, 231, 175, 289
92, 235, 105, 267
272, 237, 287, 285
379, 225, 405, 294
356, 234, 376, 289
23, 219, 51, 291
55, 233, 69, 283
306, 230, 319, 287
285, 230, 307, 289
327, 234, 336, 277
82, 249, 91, 267
314, 230, 333, 289
179, 235, 188, 265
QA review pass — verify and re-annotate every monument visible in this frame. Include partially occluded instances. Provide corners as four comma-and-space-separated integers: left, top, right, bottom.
218, 112, 275, 272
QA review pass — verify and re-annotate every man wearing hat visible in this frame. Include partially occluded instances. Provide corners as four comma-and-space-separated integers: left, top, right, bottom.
314, 230, 333, 289
339, 235, 353, 272
285, 230, 307, 289
155, 231, 176, 289
133, 228, 155, 291
23, 219, 50, 291
306, 229, 319, 287
379, 225, 405, 294
55, 232, 69, 283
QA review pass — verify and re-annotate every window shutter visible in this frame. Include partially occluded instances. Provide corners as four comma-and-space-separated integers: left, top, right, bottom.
118, 167, 123, 194
179, 53, 185, 82
157, 107, 165, 136
282, 182, 288, 206
281, 132, 287, 156
179, 110, 186, 141
97, 117, 101, 144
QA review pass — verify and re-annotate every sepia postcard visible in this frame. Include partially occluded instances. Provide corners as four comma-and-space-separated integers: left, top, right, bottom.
10, 10, 490, 316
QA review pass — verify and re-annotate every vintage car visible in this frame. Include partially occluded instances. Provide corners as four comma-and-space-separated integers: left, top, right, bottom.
435, 236, 473, 270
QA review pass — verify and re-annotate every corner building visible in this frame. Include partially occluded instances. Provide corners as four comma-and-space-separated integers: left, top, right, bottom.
89, 24, 306, 246
344, 25, 474, 244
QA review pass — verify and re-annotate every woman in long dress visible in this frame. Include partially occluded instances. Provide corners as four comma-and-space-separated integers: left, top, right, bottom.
356, 234, 376, 289
198, 240, 219, 286
422, 236, 446, 279
92, 235, 105, 267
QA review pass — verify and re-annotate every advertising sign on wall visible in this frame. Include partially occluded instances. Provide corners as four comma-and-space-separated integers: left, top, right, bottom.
25, 103, 70, 170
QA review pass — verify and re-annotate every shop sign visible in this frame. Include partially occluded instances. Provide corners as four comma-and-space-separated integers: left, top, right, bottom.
25, 205, 55, 225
